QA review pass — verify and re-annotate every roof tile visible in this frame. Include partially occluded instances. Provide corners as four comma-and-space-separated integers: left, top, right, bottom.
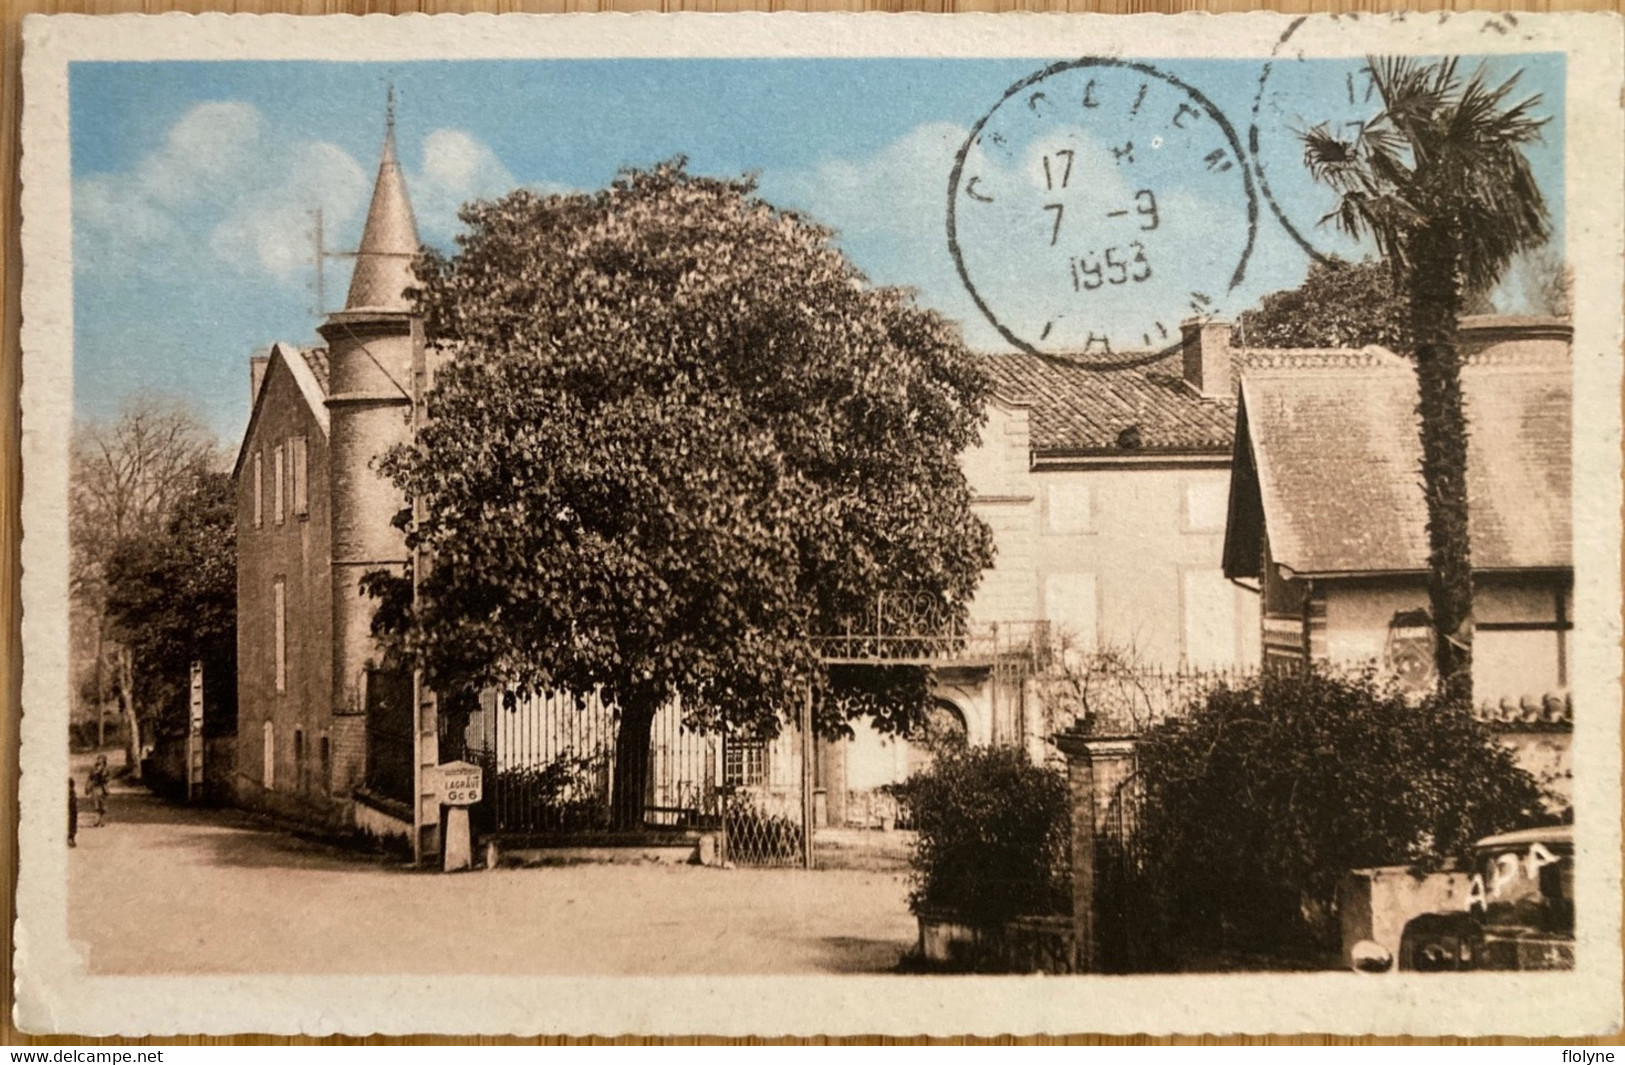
1240, 358, 1571, 574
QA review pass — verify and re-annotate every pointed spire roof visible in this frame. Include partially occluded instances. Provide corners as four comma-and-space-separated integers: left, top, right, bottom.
344, 97, 419, 313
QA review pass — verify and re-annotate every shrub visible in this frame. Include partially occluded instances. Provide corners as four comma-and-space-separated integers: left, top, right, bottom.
476, 751, 610, 835
892, 745, 1070, 926
1135, 667, 1551, 955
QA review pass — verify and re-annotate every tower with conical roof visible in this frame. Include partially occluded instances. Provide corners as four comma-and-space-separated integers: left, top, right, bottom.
319, 100, 421, 815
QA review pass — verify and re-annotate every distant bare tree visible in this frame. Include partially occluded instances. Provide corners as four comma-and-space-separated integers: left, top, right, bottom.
1502, 244, 1572, 318
1039, 634, 1165, 737
70, 395, 220, 772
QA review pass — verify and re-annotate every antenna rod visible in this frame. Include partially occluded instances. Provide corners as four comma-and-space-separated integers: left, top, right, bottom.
312, 206, 325, 318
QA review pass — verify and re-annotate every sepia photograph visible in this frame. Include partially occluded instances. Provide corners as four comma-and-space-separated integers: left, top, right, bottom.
13, 10, 1624, 1037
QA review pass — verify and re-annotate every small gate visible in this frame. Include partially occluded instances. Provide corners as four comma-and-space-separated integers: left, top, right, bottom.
1094, 770, 1164, 972
364, 667, 415, 806
718, 730, 808, 867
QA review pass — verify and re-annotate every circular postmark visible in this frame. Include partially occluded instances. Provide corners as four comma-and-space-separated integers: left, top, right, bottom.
948, 59, 1258, 368
1249, 27, 1377, 264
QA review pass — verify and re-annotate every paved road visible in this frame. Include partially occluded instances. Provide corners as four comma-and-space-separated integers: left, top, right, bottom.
67, 766, 917, 977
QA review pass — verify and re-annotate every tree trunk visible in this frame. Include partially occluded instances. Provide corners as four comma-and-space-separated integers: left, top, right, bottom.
1409, 225, 1474, 710
94, 621, 106, 749
118, 646, 143, 777
610, 696, 659, 831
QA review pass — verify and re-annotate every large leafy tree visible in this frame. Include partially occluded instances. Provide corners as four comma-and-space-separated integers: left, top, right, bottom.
1235, 257, 1409, 351
1302, 57, 1550, 707
384, 160, 994, 829
103, 470, 238, 751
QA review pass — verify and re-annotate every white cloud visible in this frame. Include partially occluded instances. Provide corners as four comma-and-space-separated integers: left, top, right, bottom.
774, 121, 967, 243
763, 122, 1007, 347
137, 101, 264, 208
73, 100, 372, 286
209, 141, 369, 281
73, 101, 268, 276
408, 128, 520, 242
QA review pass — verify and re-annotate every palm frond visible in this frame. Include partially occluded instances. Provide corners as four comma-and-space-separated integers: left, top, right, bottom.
1306, 54, 1552, 298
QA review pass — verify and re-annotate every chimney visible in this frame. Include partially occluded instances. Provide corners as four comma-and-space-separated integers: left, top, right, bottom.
250, 349, 271, 406
1182, 318, 1232, 398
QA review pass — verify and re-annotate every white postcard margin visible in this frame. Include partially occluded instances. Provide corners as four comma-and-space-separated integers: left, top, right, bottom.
16, 10, 1625, 1037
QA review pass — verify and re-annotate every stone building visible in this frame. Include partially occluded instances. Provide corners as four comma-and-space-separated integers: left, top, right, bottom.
1221, 316, 1574, 802
233, 116, 425, 841
1221, 316, 1572, 703
831, 322, 1268, 824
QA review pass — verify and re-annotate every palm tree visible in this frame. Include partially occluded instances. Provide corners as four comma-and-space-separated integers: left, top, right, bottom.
1301, 56, 1551, 709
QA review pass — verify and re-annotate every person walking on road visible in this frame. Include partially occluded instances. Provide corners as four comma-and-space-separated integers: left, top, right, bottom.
86, 755, 110, 828
68, 776, 78, 847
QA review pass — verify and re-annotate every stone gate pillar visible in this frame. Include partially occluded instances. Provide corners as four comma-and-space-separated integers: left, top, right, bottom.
1054, 727, 1137, 973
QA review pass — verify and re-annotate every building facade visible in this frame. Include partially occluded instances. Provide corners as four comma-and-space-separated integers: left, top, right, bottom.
1221, 316, 1574, 802
234, 119, 426, 840
832, 322, 1267, 822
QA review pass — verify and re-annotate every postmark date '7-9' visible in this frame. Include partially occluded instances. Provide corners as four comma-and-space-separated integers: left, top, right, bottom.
949, 58, 1257, 366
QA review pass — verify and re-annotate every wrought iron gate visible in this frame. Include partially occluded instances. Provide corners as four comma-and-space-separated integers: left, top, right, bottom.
718, 728, 810, 867
1094, 770, 1164, 972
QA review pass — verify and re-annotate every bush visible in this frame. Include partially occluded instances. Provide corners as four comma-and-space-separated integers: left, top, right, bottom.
1135, 667, 1551, 955
892, 745, 1070, 926
477, 751, 610, 835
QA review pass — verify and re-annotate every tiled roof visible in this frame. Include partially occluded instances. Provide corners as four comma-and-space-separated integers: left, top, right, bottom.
982, 351, 1235, 455
981, 346, 1407, 455
231, 342, 331, 479
1235, 357, 1571, 575
300, 346, 330, 395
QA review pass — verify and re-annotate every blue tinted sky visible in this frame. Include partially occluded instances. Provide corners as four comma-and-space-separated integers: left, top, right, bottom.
70, 55, 1565, 442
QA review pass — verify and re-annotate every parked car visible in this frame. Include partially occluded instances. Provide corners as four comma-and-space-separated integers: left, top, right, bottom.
1396, 825, 1574, 972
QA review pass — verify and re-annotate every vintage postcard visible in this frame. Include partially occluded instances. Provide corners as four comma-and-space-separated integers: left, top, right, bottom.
15, 10, 1625, 1036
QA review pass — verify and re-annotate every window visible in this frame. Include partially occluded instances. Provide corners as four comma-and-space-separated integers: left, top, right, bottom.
290, 435, 309, 518
1182, 569, 1238, 667
252, 451, 264, 529
273, 577, 287, 694
294, 728, 306, 793
1183, 478, 1229, 533
319, 736, 332, 795
262, 720, 275, 789
1044, 483, 1095, 534
272, 445, 286, 525
724, 740, 766, 787
1043, 572, 1098, 650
